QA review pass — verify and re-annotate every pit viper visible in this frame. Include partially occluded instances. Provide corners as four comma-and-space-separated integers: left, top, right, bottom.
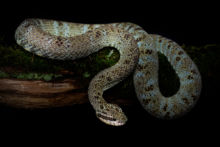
15, 19, 202, 126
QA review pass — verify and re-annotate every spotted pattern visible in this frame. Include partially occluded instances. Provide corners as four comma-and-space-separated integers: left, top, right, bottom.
15, 19, 202, 126
133, 34, 202, 119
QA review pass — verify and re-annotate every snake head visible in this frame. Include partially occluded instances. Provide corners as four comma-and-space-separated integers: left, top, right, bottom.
96, 104, 127, 126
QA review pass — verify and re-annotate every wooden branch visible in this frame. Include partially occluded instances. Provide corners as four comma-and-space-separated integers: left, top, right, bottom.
0, 78, 133, 108
0, 79, 82, 94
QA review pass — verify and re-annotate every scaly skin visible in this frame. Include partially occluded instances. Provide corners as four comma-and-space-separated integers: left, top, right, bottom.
15, 18, 202, 126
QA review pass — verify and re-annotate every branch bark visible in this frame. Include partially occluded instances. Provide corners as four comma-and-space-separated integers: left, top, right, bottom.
0, 78, 133, 108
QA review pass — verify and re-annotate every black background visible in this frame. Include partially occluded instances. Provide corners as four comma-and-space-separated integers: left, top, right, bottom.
0, 0, 219, 141
1, 1, 219, 45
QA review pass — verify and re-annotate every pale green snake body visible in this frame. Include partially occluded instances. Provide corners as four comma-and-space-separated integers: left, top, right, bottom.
15, 19, 202, 126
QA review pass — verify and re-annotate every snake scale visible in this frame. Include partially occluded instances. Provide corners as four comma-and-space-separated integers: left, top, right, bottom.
15, 19, 202, 126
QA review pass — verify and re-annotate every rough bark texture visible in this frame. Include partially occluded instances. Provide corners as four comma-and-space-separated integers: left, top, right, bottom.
0, 78, 133, 108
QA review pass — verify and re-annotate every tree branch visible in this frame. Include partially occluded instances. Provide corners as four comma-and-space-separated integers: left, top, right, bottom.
0, 78, 133, 108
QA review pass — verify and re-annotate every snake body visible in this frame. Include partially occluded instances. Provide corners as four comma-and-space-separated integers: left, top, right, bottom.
15, 19, 202, 126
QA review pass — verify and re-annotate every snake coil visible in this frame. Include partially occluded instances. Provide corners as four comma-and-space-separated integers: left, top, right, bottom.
15, 19, 202, 126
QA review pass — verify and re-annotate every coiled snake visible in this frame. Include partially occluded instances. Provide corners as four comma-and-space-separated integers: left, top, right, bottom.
15, 19, 202, 126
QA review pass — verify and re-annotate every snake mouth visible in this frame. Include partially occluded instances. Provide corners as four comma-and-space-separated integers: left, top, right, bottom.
96, 113, 126, 126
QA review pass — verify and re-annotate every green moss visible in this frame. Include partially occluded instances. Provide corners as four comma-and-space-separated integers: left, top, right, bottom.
0, 43, 119, 82
0, 44, 62, 73
0, 70, 63, 81
0, 70, 9, 78
42, 74, 53, 81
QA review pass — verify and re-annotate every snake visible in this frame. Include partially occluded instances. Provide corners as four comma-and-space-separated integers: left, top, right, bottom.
15, 19, 202, 126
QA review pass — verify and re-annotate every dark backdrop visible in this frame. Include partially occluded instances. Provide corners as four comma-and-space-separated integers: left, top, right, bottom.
0, 1, 219, 45
0, 1, 219, 140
